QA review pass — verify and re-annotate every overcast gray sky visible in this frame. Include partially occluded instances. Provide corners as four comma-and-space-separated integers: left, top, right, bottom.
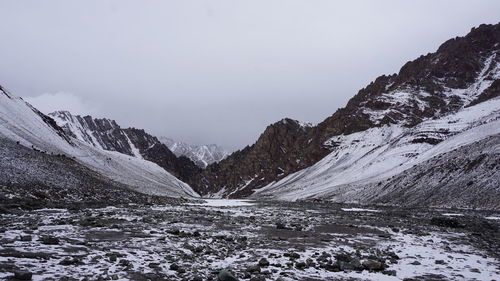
0, 1, 498, 151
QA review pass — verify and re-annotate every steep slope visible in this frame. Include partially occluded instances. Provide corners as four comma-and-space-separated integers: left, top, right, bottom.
159, 137, 228, 168
191, 22, 500, 198
0, 137, 185, 209
361, 133, 500, 209
49, 111, 201, 182
0, 88, 198, 198
253, 96, 500, 205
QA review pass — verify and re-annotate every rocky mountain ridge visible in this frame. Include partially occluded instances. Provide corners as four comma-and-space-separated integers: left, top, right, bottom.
49, 111, 201, 183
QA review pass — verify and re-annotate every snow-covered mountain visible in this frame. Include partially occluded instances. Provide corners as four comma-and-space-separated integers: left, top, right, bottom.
247, 24, 500, 207
188, 23, 500, 206
252, 97, 500, 208
159, 137, 228, 168
0, 87, 198, 198
48, 111, 201, 182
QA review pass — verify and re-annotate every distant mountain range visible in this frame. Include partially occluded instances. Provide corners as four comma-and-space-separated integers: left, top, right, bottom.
0, 22, 499, 209
158, 137, 228, 169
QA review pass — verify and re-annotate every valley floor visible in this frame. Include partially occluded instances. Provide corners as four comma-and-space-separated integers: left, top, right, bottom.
0, 200, 499, 281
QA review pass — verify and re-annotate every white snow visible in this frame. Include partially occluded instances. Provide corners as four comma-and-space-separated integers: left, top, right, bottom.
442, 213, 464, 217
485, 216, 500, 220
189, 199, 255, 207
341, 208, 381, 213
124, 132, 143, 159
0, 90, 198, 198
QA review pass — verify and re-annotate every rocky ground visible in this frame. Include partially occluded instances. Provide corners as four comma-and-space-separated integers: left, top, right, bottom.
0, 200, 499, 281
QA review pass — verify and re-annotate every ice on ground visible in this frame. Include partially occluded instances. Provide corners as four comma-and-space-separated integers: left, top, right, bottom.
485, 216, 500, 220
189, 199, 255, 207
442, 213, 464, 217
341, 208, 381, 213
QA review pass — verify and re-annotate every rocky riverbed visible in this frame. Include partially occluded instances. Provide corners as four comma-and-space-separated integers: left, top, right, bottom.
0, 200, 499, 281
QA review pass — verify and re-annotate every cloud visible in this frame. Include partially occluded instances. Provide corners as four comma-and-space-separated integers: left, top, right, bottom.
1, 1, 499, 150
24, 92, 98, 116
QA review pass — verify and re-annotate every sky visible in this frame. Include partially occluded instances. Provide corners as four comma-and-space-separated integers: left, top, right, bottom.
0, 1, 499, 151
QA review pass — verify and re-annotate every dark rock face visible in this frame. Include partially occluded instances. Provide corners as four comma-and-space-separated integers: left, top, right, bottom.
0, 85, 13, 99
49, 111, 140, 155
126, 128, 201, 181
24, 105, 74, 145
189, 119, 327, 197
189, 23, 500, 197
49, 112, 200, 183
468, 79, 500, 107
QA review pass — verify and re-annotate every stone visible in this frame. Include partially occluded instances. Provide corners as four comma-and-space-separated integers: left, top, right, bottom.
258, 258, 270, 267
41, 236, 60, 245
295, 262, 307, 269
217, 270, 238, 281
169, 263, 179, 271
14, 271, 32, 280
383, 270, 397, 276
19, 235, 32, 242
362, 260, 383, 271
335, 253, 352, 262
148, 262, 159, 268
119, 259, 131, 267
246, 265, 261, 273
289, 252, 300, 260
108, 254, 117, 262
59, 257, 80, 266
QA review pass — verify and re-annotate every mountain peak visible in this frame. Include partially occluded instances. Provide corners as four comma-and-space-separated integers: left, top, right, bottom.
158, 137, 228, 168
